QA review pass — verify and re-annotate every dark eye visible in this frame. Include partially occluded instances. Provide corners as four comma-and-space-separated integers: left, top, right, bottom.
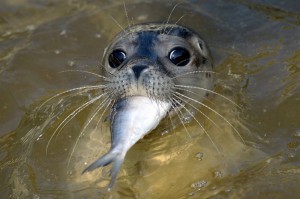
108, 49, 127, 68
168, 47, 190, 66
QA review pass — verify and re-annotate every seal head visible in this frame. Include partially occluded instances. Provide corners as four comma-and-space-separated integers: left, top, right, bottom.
102, 23, 213, 103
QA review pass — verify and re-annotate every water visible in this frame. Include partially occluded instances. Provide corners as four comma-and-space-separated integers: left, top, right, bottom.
0, 0, 299, 198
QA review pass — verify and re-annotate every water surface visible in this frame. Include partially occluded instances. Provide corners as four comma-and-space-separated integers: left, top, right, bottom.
0, 0, 299, 198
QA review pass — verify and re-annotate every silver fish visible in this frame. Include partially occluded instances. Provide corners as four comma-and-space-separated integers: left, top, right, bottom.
83, 96, 171, 188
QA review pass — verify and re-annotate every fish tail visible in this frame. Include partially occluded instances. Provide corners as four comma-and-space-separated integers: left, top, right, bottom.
82, 150, 125, 189
108, 156, 124, 189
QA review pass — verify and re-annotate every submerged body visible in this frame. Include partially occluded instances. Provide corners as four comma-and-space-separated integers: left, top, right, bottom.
83, 96, 171, 188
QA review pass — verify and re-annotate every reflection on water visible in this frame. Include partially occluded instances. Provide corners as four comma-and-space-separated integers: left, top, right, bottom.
0, 0, 299, 198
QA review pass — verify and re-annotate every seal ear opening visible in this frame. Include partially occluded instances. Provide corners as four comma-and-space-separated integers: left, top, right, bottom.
196, 38, 213, 67
190, 36, 208, 57
197, 39, 208, 56
198, 40, 204, 51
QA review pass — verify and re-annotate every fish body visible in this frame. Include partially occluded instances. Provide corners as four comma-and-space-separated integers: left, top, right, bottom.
83, 96, 171, 188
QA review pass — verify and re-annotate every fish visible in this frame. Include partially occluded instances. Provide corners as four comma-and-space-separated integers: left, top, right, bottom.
82, 96, 171, 189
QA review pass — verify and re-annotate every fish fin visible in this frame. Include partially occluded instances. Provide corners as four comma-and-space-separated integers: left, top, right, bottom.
82, 151, 116, 173
108, 156, 124, 189
82, 151, 125, 189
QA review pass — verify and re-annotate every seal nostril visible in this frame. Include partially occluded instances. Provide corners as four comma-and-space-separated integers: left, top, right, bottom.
132, 65, 148, 79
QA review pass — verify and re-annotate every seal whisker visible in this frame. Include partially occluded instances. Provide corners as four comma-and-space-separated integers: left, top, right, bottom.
166, 110, 177, 132
174, 13, 187, 25
172, 70, 242, 79
109, 15, 125, 32
172, 89, 223, 132
168, 97, 191, 139
38, 85, 106, 110
95, 98, 114, 131
176, 58, 191, 66
166, 13, 188, 35
172, 96, 221, 154
67, 95, 113, 166
175, 84, 242, 110
130, 16, 135, 27
53, 93, 108, 138
172, 91, 226, 141
174, 86, 218, 111
98, 59, 107, 69
171, 70, 217, 79
174, 91, 245, 143
162, 2, 183, 34
174, 86, 207, 100
123, 1, 132, 30
46, 93, 108, 154
59, 70, 109, 80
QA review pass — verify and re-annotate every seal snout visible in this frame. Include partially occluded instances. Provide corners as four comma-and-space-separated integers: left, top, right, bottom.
132, 65, 148, 79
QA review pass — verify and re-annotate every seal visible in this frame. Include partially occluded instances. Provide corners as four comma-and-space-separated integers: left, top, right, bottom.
82, 23, 214, 188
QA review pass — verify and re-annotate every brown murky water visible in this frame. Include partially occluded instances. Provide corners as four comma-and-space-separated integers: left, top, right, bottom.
0, 0, 299, 198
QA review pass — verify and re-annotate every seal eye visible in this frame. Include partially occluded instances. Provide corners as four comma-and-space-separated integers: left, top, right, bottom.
168, 47, 190, 66
108, 49, 127, 68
